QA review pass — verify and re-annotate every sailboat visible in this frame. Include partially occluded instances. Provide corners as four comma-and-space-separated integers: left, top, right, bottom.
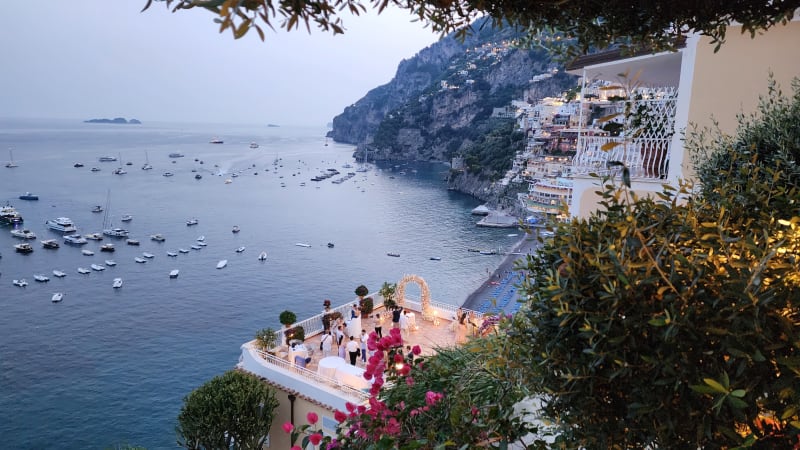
356, 146, 368, 173
112, 153, 127, 175
142, 151, 153, 170
101, 190, 129, 238
5, 149, 18, 168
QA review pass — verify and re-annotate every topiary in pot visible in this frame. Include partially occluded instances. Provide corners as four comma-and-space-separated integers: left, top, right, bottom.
355, 284, 369, 299
285, 325, 305, 345
359, 296, 374, 316
279, 310, 296, 328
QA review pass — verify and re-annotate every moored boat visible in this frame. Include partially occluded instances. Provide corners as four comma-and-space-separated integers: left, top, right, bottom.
104, 259, 116, 266
103, 228, 129, 238
150, 234, 165, 242
52, 270, 67, 278
190, 244, 202, 250
77, 267, 91, 274
166, 251, 177, 257
178, 248, 190, 254
295, 243, 311, 247
232, 225, 240, 233
91, 205, 104, 213
235, 246, 245, 253
186, 218, 198, 226
142, 252, 154, 259
258, 251, 267, 261
126, 239, 140, 246
216, 259, 228, 269
14, 243, 34, 253
84, 233, 103, 241
11, 229, 36, 239
387, 252, 401, 257
100, 243, 115, 252
51, 292, 64, 303
46, 217, 77, 233
169, 269, 180, 278
34, 274, 49, 282
112, 278, 123, 289
91, 264, 105, 271
81, 249, 94, 256
19, 192, 39, 201
120, 214, 133, 222
0, 204, 24, 225
98, 156, 117, 162
13, 279, 28, 287
134, 257, 147, 263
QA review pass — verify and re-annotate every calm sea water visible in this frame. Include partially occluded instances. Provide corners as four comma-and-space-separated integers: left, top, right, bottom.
0, 119, 518, 449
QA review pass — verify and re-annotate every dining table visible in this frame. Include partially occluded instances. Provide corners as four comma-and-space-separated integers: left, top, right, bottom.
317, 356, 346, 378
334, 363, 370, 390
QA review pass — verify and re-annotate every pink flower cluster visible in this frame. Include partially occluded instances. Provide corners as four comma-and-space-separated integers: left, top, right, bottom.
284, 412, 331, 449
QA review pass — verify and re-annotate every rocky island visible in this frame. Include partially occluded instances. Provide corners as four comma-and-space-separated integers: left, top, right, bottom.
83, 117, 141, 124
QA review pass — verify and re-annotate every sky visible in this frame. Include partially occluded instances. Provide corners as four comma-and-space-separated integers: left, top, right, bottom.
0, 1, 442, 127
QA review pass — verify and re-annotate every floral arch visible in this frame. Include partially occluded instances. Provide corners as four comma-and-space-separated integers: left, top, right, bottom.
395, 274, 432, 317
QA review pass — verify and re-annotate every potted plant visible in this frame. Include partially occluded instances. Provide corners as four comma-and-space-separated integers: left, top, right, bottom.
254, 327, 277, 352
279, 310, 297, 328
285, 325, 305, 345
379, 282, 397, 310
355, 284, 369, 299
359, 296, 374, 316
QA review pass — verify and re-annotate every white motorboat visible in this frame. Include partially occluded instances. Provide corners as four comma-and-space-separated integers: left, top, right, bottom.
216, 259, 228, 269
81, 249, 94, 256
142, 252, 155, 259
126, 239, 140, 246
84, 233, 103, 240
120, 214, 133, 222
11, 228, 36, 239
151, 234, 165, 242
91, 205, 104, 213
430, 256, 442, 261
14, 243, 34, 253
100, 243, 115, 252
112, 278, 123, 289
112, 168, 127, 175
186, 218, 198, 226
46, 217, 78, 233
166, 251, 177, 257
178, 248, 190, 254
235, 246, 245, 253
258, 251, 267, 261
98, 156, 117, 162
13, 279, 28, 287
51, 292, 64, 303
163, 172, 174, 177
169, 269, 180, 278
104, 260, 116, 266
52, 270, 67, 278
169, 152, 185, 158
77, 267, 91, 274
196, 242, 207, 247
103, 227, 129, 238
41, 239, 60, 249
64, 235, 88, 245
34, 274, 49, 282
196, 235, 205, 241
249, 142, 259, 149
190, 244, 202, 250
134, 257, 147, 263
295, 243, 311, 247
91, 264, 105, 271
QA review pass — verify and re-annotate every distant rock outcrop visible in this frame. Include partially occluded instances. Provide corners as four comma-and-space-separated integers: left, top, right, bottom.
84, 117, 141, 124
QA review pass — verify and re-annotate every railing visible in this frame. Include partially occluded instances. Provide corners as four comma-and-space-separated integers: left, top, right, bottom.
275, 303, 353, 346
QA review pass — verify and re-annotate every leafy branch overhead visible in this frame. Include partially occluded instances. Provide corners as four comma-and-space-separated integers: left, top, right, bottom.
143, 0, 800, 54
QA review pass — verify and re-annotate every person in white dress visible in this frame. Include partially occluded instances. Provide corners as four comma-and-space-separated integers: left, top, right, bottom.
320, 330, 333, 357
347, 304, 362, 337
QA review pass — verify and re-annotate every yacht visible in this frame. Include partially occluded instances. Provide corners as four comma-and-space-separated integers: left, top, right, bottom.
11, 229, 36, 239
84, 233, 103, 241
216, 259, 228, 269
34, 274, 49, 282
14, 243, 34, 253
103, 228, 129, 238
52, 292, 64, 303
100, 243, 115, 252
64, 235, 88, 245
120, 214, 133, 222
186, 218, 198, 226
52, 270, 67, 278
104, 259, 117, 266
46, 217, 77, 233
258, 251, 267, 261
169, 269, 180, 278
77, 267, 91, 274
98, 156, 117, 162
81, 249, 94, 256
19, 192, 39, 201
150, 234, 166, 242
91, 264, 105, 271
13, 279, 28, 287
112, 278, 123, 289
0, 204, 24, 225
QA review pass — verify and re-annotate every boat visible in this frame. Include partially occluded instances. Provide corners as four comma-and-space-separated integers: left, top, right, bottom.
163, 172, 174, 177
178, 248, 190, 254
98, 156, 117, 162
14, 243, 34, 253
91, 167, 101, 172
194, 174, 202, 180
0, 203, 24, 225
142, 252, 155, 259
209, 138, 224, 144
18, 192, 38, 201
196, 235, 205, 241
112, 167, 127, 175
104, 259, 116, 266
258, 251, 267, 261
112, 278, 123, 289
235, 246, 245, 253
51, 292, 64, 303
168, 152, 185, 158
387, 252, 401, 257
166, 251, 177, 257
190, 244, 202, 250
6, 149, 18, 168
100, 243, 115, 252
104, 228, 129, 238
186, 218, 198, 226
216, 259, 228, 269
74, 163, 84, 168
81, 249, 94, 256
52, 270, 66, 278
429, 257, 442, 261
249, 142, 259, 149
84, 233, 103, 240
47, 217, 77, 233
295, 243, 311, 247
91, 205, 104, 213
196, 241, 207, 247
120, 214, 133, 222
11, 229, 36, 239
13, 279, 28, 287
34, 274, 50, 282
479, 250, 498, 255
142, 151, 153, 170
91, 264, 105, 271
327, 243, 335, 248
150, 234, 166, 242
134, 257, 147, 263
169, 269, 180, 278
41, 239, 60, 248
232, 225, 240, 233
77, 267, 91, 274
126, 239, 140, 246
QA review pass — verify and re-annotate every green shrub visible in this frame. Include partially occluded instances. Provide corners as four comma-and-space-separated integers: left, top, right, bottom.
278, 310, 296, 326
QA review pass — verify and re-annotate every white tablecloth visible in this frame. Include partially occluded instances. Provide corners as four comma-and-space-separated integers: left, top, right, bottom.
317, 356, 346, 378
334, 364, 370, 390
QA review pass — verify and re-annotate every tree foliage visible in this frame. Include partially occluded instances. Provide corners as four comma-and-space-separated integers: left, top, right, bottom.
176, 370, 279, 450
143, 0, 800, 55
510, 79, 800, 448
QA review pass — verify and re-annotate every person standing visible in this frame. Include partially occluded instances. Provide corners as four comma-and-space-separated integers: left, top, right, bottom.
346, 336, 360, 366
374, 313, 383, 338
399, 309, 409, 339
392, 306, 401, 329
360, 329, 368, 364
320, 330, 332, 357
335, 325, 345, 347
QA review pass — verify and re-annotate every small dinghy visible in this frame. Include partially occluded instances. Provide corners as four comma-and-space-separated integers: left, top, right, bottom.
51, 292, 64, 303
216, 259, 228, 269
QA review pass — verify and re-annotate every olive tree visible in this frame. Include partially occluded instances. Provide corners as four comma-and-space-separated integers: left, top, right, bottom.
176, 370, 279, 450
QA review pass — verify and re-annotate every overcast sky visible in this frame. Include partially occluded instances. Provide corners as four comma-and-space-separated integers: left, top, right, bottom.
0, 1, 441, 127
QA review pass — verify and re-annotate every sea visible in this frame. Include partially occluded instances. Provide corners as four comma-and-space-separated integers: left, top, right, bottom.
0, 118, 518, 449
